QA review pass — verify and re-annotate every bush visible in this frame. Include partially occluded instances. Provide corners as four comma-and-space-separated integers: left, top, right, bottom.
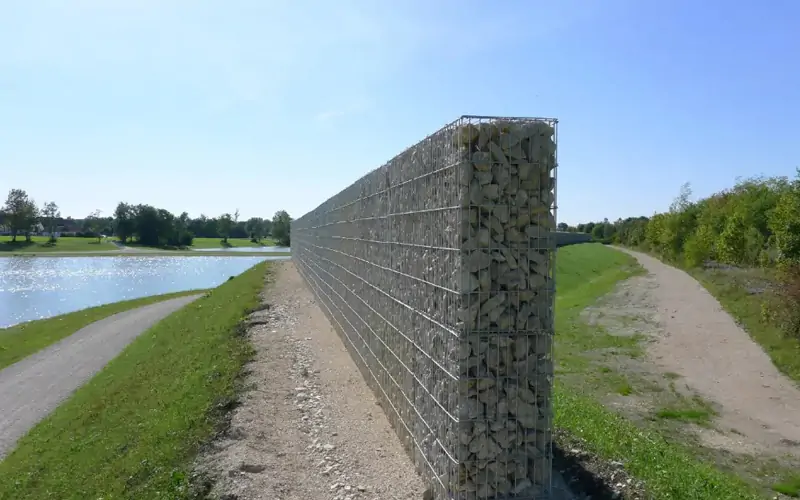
682, 233, 709, 268
771, 262, 800, 341
769, 187, 800, 261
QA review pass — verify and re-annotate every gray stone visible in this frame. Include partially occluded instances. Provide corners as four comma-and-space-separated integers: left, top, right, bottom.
291, 116, 557, 500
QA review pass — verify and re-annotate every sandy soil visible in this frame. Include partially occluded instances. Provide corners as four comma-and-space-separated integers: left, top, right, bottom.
0, 294, 201, 458
195, 262, 425, 500
605, 248, 800, 455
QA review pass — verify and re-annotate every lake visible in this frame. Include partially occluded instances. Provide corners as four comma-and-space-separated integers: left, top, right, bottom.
0, 255, 289, 328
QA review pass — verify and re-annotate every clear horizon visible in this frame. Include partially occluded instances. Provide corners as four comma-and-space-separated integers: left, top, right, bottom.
2, 0, 798, 225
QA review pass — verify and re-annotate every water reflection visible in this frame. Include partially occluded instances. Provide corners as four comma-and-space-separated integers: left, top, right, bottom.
0, 255, 287, 327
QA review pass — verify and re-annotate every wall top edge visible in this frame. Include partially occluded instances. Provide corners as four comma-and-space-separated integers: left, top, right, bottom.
457, 115, 558, 123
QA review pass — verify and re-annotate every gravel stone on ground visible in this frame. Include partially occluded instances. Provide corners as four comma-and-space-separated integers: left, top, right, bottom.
195, 262, 426, 500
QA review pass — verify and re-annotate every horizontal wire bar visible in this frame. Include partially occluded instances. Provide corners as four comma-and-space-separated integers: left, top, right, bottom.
328, 235, 460, 253
295, 246, 463, 339
305, 241, 461, 295
297, 258, 459, 465
296, 263, 451, 494
301, 254, 459, 422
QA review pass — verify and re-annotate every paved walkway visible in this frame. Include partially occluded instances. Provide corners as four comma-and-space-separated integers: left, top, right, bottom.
0, 295, 201, 458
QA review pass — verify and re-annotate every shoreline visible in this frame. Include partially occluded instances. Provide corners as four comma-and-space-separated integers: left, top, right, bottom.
0, 263, 268, 498
0, 289, 211, 367
0, 250, 291, 258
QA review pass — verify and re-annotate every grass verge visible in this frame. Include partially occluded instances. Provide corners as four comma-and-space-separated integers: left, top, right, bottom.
0, 262, 269, 499
773, 476, 800, 497
3, 251, 290, 257
116, 237, 280, 251
190, 237, 278, 249
0, 290, 209, 370
553, 244, 762, 499
0, 236, 117, 253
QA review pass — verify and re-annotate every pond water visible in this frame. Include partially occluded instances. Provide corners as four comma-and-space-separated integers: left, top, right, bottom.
192, 246, 291, 253
0, 255, 289, 328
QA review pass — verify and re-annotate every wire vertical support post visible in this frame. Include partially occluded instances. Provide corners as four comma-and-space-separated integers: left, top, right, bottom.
291, 114, 558, 500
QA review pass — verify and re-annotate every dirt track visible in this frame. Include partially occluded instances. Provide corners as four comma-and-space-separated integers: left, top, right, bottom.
612, 248, 800, 454
0, 294, 201, 458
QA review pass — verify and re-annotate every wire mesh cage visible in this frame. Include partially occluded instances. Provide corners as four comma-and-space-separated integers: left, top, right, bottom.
292, 115, 558, 500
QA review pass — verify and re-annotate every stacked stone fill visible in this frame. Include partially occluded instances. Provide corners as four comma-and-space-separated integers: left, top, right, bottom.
292, 116, 557, 500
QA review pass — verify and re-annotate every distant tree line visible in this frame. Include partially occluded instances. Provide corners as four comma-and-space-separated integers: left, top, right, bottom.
573, 173, 800, 341
0, 188, 292, 248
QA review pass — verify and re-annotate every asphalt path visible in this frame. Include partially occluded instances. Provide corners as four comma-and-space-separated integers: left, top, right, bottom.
0, 294, 201, 458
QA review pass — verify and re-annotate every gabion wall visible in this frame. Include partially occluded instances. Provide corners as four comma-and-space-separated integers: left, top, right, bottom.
292, 116, 558, 500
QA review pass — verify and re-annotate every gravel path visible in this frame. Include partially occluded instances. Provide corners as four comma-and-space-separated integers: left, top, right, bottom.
196, 262, 585, 500
615, 247, 800, 453
196, 262, 425, 500
0, 294, 201, 458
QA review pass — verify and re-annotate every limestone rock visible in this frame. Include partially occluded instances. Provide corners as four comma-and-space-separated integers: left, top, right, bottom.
291, 116, 557, 500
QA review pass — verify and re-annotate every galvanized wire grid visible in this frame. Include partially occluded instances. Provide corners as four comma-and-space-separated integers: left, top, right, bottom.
292, 115, 558, 500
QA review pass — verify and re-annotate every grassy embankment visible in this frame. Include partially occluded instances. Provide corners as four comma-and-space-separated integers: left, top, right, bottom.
0, 262, 269, 499
191, 237, 279, 249
6, 250, 290, 258
0, 235, 116, 253
1, 235, 289, 257
553, 244, 764, 499
0, 290, 209, 370
120, 237, 279, 250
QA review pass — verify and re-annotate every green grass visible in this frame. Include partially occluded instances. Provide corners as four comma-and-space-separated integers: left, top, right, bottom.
658, 394, 718, 424
190, 237, 278, 249
116, 237, 282, 251
555, 390, 760, 499
689, 266, 800, 383
554, 244, 645, 375
655, 407, 716, 423
0, 235, 117, 253
616, 382, 634, 396
553, 244, 762, 499
773, 476, 800, 497
0, 290, 209, 370
13, 250, 290, 258
0, 262, 268, 499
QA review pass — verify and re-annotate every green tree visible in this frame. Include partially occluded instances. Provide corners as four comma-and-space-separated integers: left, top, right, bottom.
218, 213, 233, 243
271, 210, 292, 247
2, 189, 38, 242
113, 202, 136, 243
133, 205, 162, 246
40, 201, 60, 242
246, 217, 266, 242
769, 184, 800, 262
175, 211, 192, 247
84, 210, 105, 242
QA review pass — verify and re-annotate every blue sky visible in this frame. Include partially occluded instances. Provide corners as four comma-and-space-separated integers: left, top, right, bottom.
1, 0, 798, 225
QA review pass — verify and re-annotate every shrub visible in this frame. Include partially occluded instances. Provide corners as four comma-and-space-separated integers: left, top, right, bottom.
769, 187, 800, 262
771, 261, 800, 341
